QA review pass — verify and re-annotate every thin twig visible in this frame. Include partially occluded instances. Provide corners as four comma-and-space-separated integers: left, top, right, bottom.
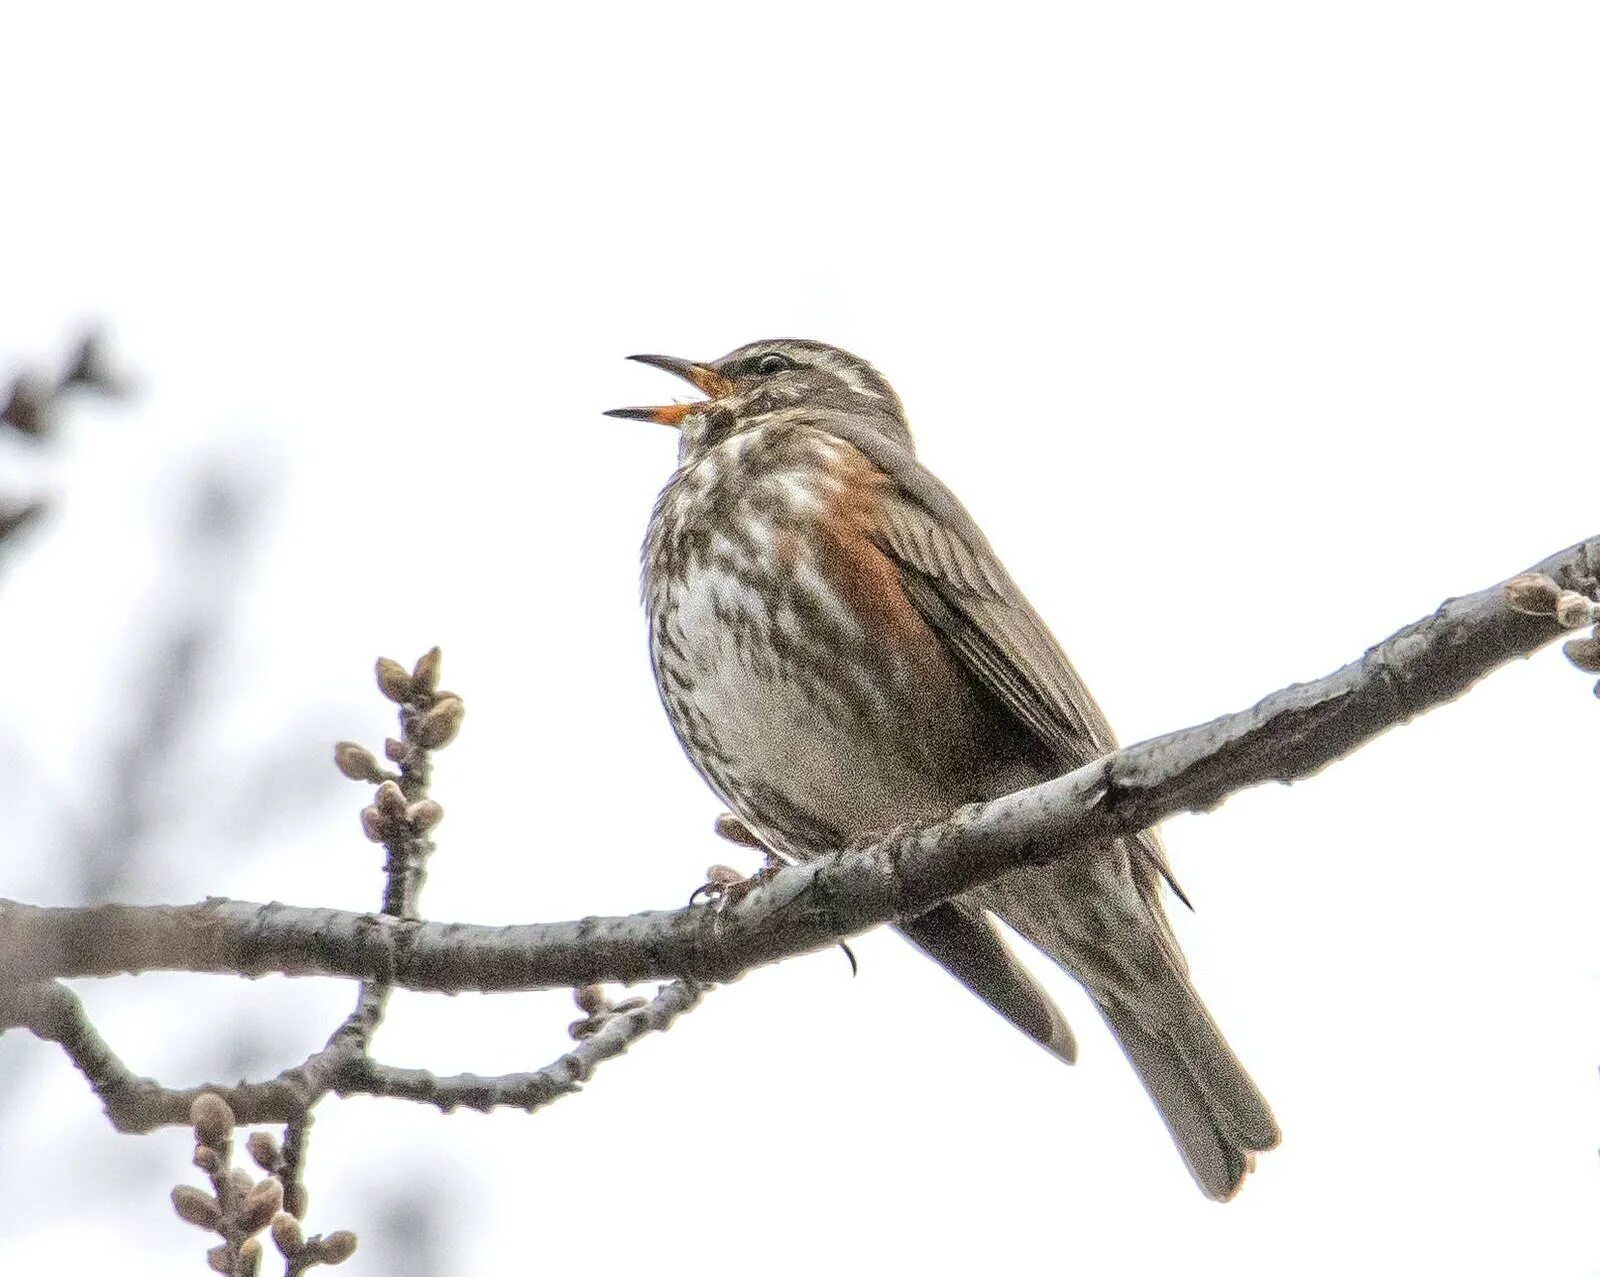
336, 980, 704, 1114
0, 977, 704, 1130
271, 651, 450, 1209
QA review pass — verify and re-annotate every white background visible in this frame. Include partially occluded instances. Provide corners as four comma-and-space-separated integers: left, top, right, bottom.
1, 3, 1596, 1274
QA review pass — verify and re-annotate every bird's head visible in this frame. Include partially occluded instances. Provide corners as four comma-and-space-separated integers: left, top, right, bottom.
606, 339, 910, 463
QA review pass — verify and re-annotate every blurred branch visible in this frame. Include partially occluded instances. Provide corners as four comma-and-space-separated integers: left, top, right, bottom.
0, 332, 127, 571
1, 535, 1595, 1009
0, 332, 232, 908
69, 474, 264, 903
1, 330, 129, 441
0, 499, 45, 544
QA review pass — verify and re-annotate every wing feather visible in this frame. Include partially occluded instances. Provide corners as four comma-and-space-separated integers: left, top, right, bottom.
878, 489, 1117, 767
825, 420, 1188, 909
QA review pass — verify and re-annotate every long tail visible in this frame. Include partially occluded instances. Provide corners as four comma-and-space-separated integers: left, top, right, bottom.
973, 849, 1280, 1200
1095, 970, 1279, 1200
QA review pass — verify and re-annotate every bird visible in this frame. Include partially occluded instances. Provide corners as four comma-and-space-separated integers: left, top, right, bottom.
608, 339, 1279, 1199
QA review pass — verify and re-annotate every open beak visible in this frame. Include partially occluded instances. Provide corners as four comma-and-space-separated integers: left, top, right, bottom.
604, 354, 734, 427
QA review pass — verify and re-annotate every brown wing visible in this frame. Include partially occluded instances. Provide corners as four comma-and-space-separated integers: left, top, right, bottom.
821, 419, 1124, 767
827, 421, 1184, 907
877, 491, 1119, 768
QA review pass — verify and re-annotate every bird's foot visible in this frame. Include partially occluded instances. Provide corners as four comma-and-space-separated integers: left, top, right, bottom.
689, 813, 858, 974
687, 812, 783, 908
688, 859, 782, 910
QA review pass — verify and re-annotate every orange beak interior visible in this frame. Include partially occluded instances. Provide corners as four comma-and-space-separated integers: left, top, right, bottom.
605, 354, 734, 427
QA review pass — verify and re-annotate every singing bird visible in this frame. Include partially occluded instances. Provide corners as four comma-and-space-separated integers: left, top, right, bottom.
609, 340, 1279, 1198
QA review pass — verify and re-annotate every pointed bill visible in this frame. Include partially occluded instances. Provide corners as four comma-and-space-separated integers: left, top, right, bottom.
605, 353, 733, 427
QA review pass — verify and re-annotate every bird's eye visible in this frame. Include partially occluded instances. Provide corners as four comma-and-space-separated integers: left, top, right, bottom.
754, 352, 794, 375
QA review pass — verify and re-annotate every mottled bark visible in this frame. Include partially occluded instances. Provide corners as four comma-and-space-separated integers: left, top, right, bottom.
4, 536, 1592, 1009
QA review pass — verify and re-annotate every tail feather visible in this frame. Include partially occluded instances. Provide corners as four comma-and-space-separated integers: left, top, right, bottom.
1100, 989, 1279, 1200
972, 852, 1279, 1199
1162, 981, 1279, 1152
896, 902, 1078, 1064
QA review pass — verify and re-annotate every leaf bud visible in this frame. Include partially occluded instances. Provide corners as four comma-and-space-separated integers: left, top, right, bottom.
245, 1130, 281, 1173
574, 985, 609, 1015
333, 741, 384, 783
190, 1093, 235, 1149
172, 1184, 223, 1231
359, 806, 387, 842
1562, 636, 1600, 672
375, 657, 414, 703
411, 646, 442, 696
270, 1212, 304, 1257
411, 696, 464, 749
241, 1177, 284, 1233
315, 1231, 359, 1264
1554, 591, 1595, 629
375, 780, 408, 820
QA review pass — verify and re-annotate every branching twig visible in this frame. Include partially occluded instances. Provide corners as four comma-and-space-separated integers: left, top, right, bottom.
0, 650, 708, 1166
334, 979, 704, 1114
234, 650, 459, 1234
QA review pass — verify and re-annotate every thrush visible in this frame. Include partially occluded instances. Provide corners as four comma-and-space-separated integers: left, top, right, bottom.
609, 340, 1280, 1199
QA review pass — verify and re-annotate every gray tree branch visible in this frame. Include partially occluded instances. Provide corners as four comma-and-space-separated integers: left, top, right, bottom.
3, 534, 1594, 1003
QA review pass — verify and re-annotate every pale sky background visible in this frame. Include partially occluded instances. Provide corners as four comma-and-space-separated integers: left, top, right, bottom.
2, 3, 1597, 1274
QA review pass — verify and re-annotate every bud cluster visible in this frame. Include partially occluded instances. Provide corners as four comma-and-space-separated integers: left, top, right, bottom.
170, 1093, 357, 1276
338, 646, 464, 844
